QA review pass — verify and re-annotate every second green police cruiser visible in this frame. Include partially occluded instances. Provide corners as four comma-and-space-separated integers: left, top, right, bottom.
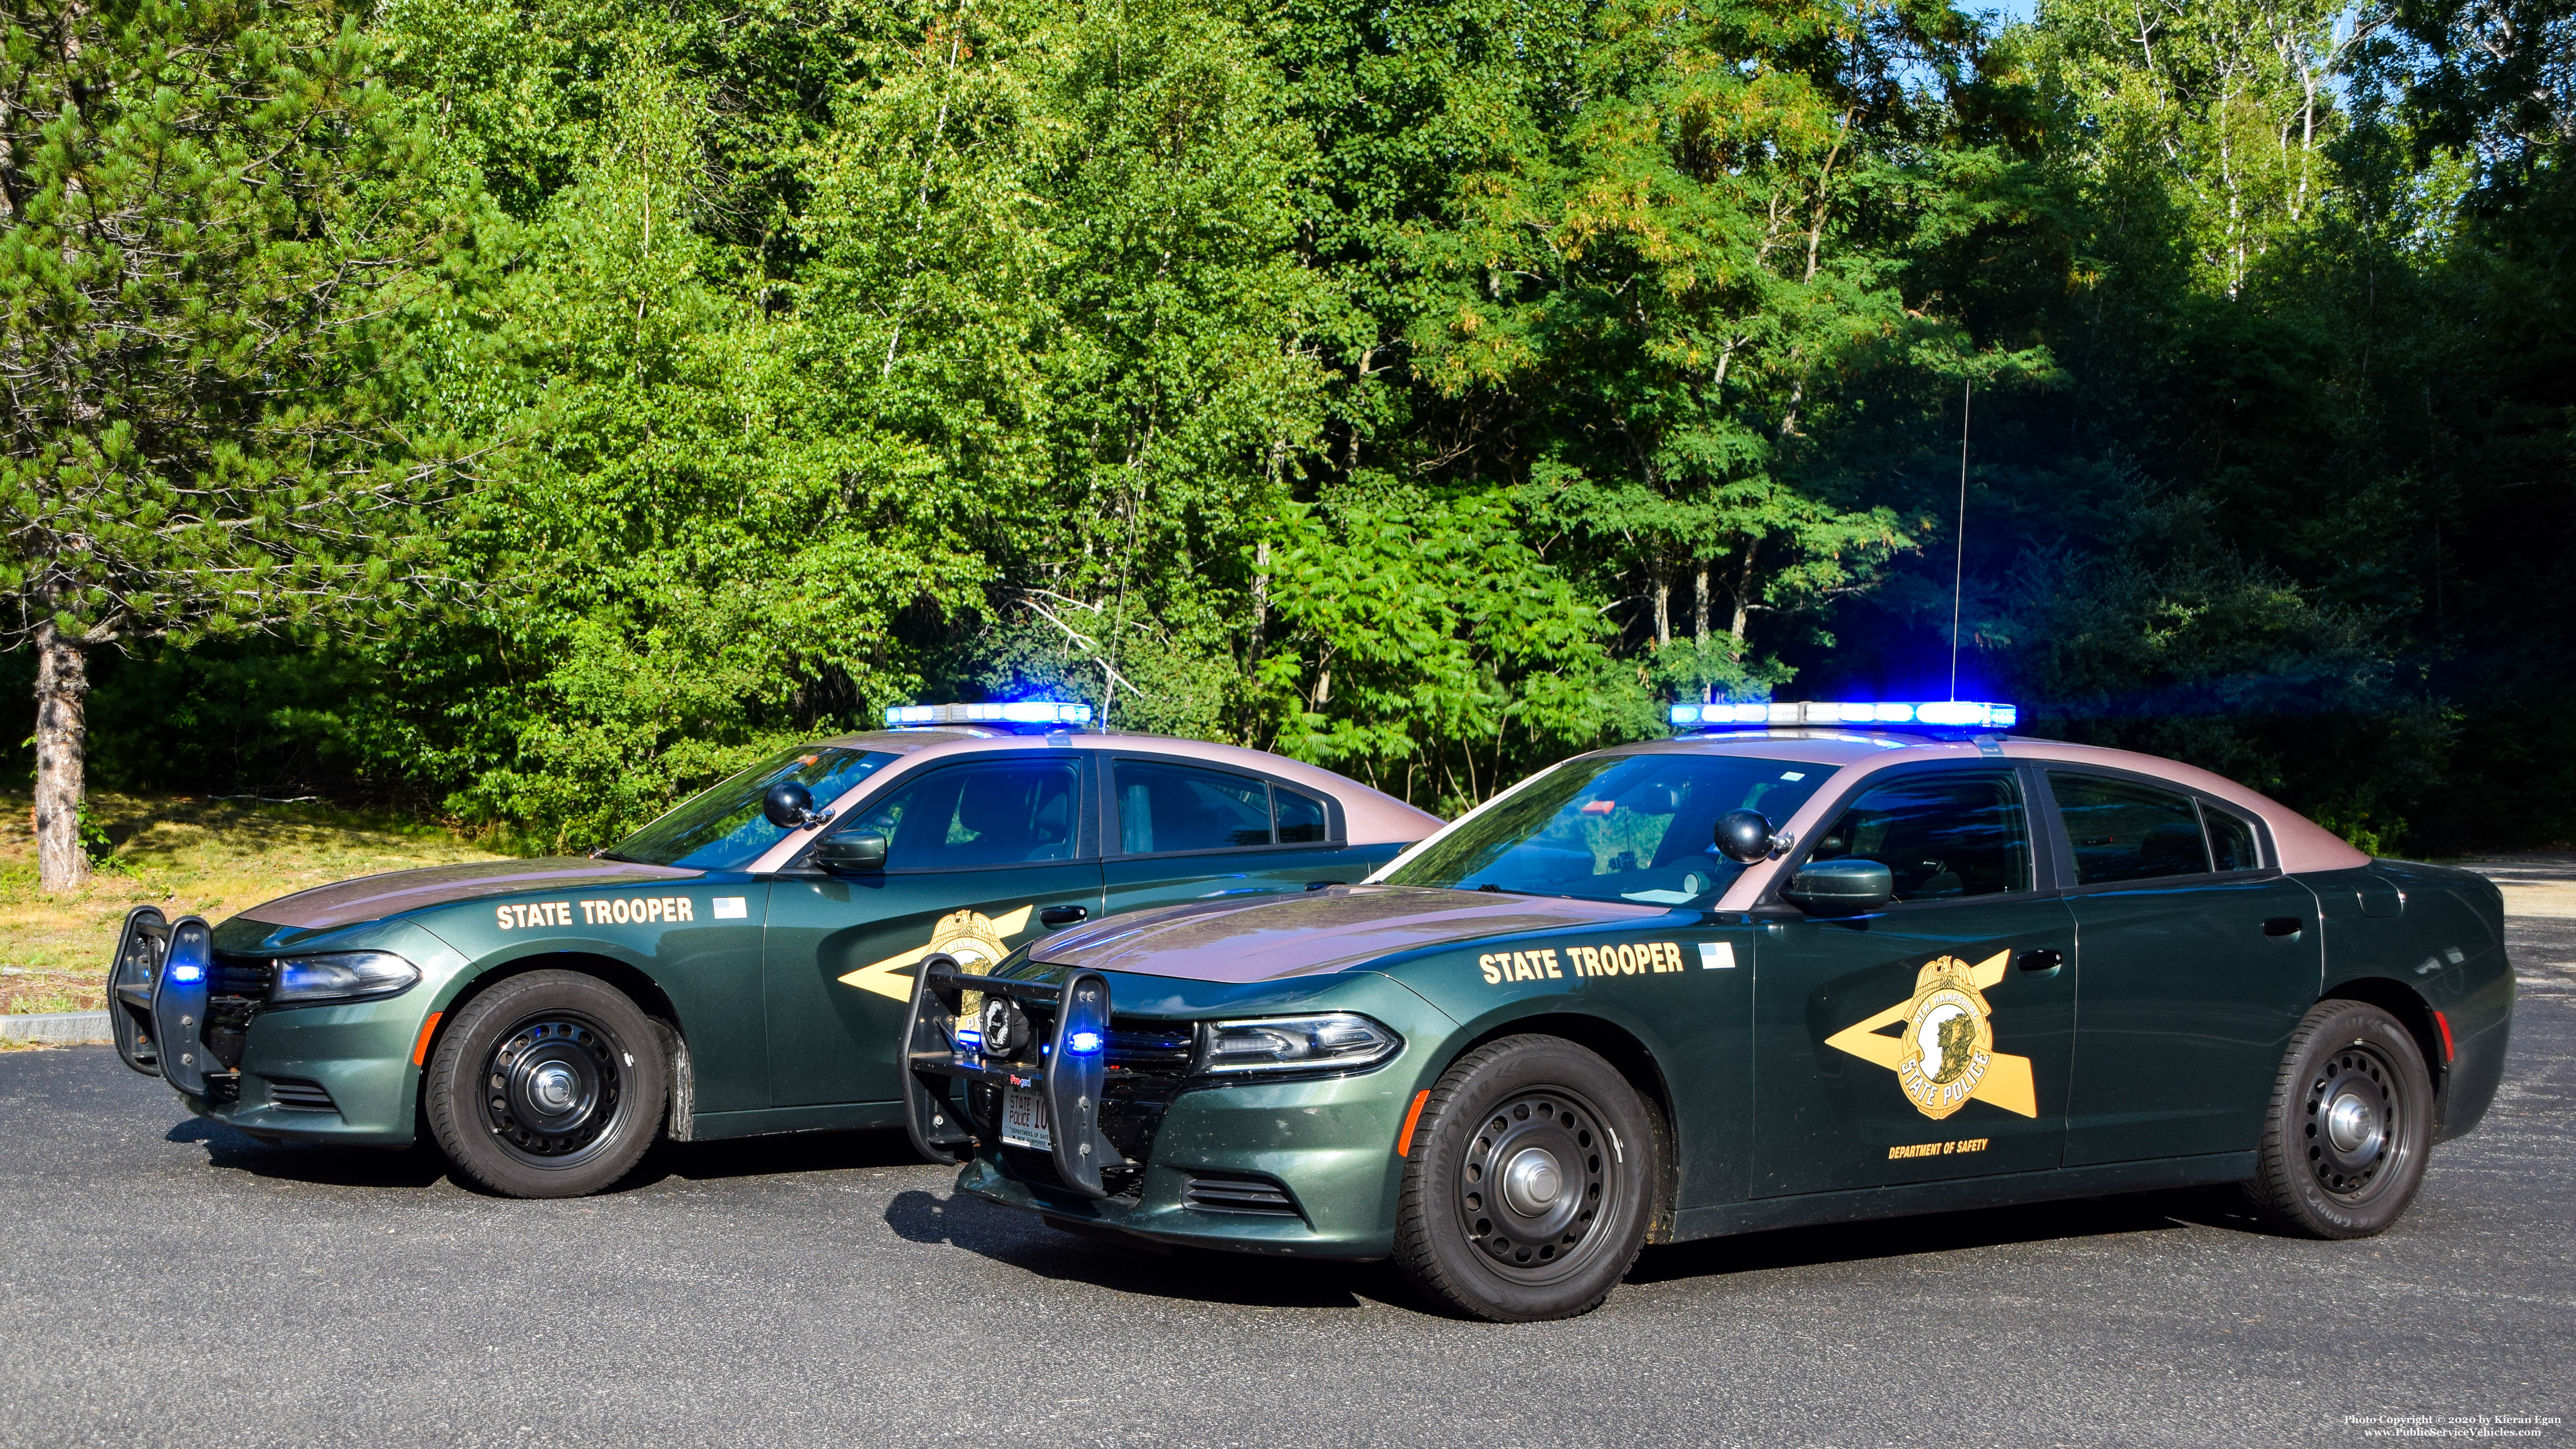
903, 701, 2515, 1321
104, 703, 1439, 1196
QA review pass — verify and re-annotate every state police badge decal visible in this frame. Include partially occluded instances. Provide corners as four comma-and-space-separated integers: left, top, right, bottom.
1824, 950, 2039, 1121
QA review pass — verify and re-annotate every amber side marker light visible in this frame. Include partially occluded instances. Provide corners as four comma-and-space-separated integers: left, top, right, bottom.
2433, 1010, 2456, 1064
412, 1011, 444, 1067
1397, 1089, 1431, 1157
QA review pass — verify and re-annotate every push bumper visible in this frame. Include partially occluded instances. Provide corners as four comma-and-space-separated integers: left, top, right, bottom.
108, 905, 439, 1147
903, 957, 1425, 1258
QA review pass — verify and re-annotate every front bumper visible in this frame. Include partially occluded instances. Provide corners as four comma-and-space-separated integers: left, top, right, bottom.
955, 1064, 1426, 1258
110, 907, 454, 1147
903, 959, 1443, 1258
181, 998, 433, 1145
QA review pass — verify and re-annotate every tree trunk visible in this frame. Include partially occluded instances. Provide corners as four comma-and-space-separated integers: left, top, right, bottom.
1248, 537, 1271, 669
1730, 541, 1758, 642
1692, 567, 1710, 642
33, 621, 89, 892
1653, 576, 1670, 648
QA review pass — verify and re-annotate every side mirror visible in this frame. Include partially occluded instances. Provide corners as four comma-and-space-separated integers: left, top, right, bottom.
1781, 858, 1894, 916
763, 780, 816, 830
1713, 809, 1782, 864
814, 832, 889, 874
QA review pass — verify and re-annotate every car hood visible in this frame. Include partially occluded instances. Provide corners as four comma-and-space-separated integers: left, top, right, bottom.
1033, 885, 1671, 983
239, 858, 702, 931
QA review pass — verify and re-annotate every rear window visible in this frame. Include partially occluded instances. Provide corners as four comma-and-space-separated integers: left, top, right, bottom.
1113, 759, 1334, 854
2050, 773, 2213, 884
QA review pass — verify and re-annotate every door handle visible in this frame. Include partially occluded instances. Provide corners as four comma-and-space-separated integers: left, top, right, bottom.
2014, 948, 2063, 975
2261, 916, 2304, 938
1040, 905, 1089, 927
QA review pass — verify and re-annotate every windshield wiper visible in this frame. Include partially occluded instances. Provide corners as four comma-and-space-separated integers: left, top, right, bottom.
589, 849, 641, 864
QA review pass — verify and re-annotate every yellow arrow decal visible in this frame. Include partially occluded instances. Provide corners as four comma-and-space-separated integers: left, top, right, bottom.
837, 904, 1037, 1001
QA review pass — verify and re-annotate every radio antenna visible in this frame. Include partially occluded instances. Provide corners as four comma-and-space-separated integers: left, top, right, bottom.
1948, 378, 1970, 702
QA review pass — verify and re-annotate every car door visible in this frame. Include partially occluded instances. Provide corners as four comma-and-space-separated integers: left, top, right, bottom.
1099, 754, 1382, 915
2047, 770, 2323, 1166
761, 752, 1103, 1109
1754, 764, 2079, 1197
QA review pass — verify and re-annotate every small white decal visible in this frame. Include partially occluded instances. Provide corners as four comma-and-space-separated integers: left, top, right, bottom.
712, 897, 748, 920
1697, 941, 1738, 969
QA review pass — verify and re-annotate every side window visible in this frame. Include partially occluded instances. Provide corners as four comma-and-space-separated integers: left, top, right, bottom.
1275, 787, 1329, 843
847, 760, 1080, 869
2205, 804, 2261, 872
1806, 772, 2032, 902
1115, 760, 1274, 854
2049, 773, 2212, 884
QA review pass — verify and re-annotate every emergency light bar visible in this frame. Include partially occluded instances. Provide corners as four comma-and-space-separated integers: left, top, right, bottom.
1670, 700, 2019, 731
883, 700, 1095, 729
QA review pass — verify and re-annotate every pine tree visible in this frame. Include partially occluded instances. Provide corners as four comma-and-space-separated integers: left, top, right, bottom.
0, 0, 478, 887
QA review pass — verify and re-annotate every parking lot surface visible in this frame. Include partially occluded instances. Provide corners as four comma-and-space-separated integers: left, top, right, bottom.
3, 902, 2570, 1448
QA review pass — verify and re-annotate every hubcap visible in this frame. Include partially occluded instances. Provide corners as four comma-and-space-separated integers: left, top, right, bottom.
2303, 1042, 2407, 1199
1502, 1148, 1563, 1215
479, 1013, 625, 1167
1453, 1088, 1619, 1286
2325, 1093, 2380, 1156
530, 1063, 579, 1114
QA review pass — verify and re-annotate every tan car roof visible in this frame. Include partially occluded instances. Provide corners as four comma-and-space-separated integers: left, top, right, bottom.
1364, 729, 2367, 912
745, 729, 1441, 872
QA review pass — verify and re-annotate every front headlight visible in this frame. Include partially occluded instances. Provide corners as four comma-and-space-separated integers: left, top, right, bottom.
1202, 1013, 1402, 1075
268, 951, 421, 1006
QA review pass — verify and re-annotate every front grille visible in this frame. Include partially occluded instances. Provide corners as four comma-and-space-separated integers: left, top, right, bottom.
1182, 1171, 1303, 1218
204, 955, 274, 1071
211, 954, 276, 998
265, 1077, 338, 1113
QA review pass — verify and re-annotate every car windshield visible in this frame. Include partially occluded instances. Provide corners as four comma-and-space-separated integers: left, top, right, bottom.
1383, 752, 1833, 906
604, 746, 897, 870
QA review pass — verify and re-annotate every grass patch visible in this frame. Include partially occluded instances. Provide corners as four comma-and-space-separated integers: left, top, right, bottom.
0, 791, 509, 1015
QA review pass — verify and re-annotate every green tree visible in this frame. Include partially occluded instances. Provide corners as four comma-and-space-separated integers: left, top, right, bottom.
0, 0, 479, 887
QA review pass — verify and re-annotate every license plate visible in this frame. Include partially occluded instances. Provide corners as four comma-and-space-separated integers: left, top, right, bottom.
1001, 1085, 1052, 1151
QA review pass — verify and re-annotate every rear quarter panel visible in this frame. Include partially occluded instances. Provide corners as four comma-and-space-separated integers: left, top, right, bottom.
2306, 863, 2513, 1139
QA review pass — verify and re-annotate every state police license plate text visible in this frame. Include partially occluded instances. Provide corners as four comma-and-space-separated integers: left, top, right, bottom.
1002, 1086, 1052, 1150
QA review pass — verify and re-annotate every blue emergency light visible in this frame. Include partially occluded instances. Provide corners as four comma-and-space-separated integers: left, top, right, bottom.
884, 700, 1095, 729
1670, 700, 2019, 731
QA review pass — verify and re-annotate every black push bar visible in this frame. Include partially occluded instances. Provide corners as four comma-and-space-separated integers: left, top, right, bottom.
901, 954, 1132, 1198
108, 906, 215, 1092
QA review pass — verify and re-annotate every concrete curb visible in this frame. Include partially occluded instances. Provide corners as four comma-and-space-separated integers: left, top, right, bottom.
0, 1010, 114, 1044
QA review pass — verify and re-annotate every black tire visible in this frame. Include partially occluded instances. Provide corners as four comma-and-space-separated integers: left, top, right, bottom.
1393, 1036, 1658, 1322
425, 971, 668, 1199
2243, 999, 2434, 1239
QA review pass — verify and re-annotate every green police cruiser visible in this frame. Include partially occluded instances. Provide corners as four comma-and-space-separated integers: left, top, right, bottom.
105, 702, 1439, 1197
903, 701, 2515, 1321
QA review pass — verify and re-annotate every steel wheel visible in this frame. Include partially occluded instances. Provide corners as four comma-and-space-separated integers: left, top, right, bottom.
1455, 1088, 1616, 1285
479, 1012, 628, 1166
2304, 1041, 2411, 1202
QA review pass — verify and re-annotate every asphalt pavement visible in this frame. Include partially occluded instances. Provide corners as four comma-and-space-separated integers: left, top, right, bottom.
3, 907, 2571, 1448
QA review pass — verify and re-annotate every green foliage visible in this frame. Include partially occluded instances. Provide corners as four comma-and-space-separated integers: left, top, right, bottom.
0, 0, 483, 650
12, 0, 2572, 854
